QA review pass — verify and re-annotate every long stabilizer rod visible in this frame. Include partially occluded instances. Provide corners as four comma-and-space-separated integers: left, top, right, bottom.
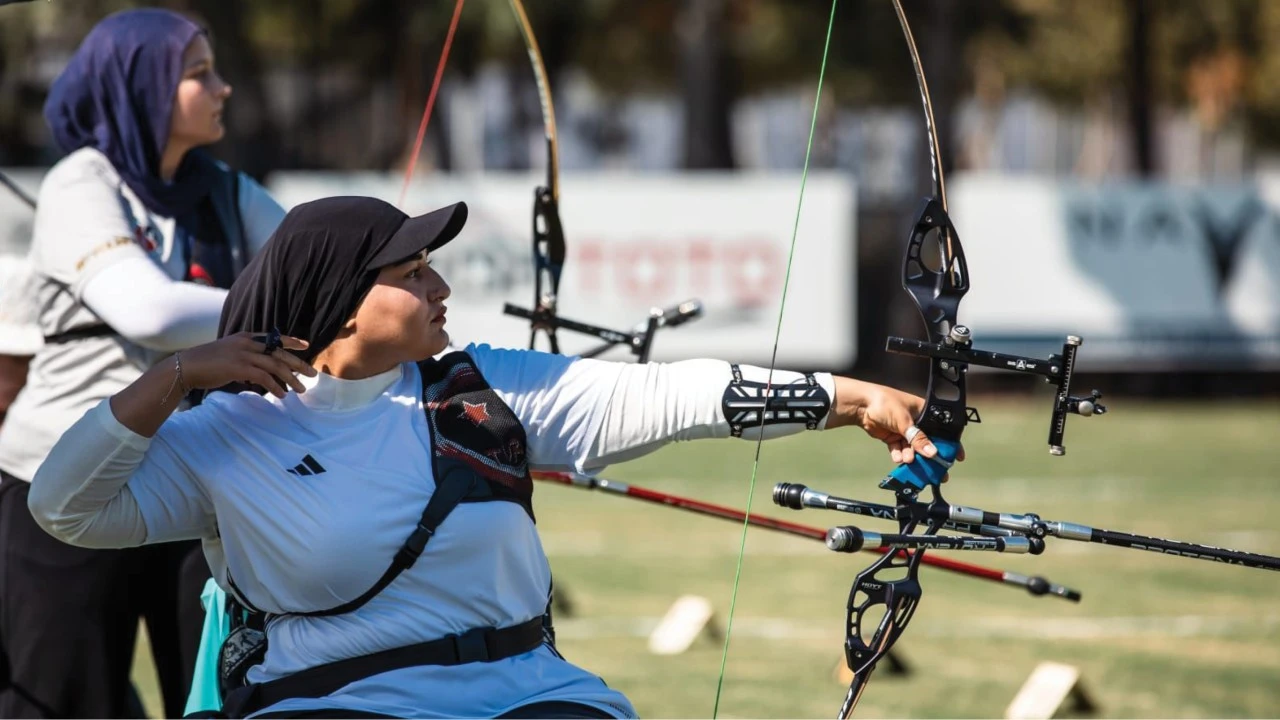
532, 470, 1081, 601
776, 482, 1280, 573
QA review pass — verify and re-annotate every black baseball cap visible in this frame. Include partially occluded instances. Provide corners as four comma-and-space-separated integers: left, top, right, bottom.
366, 200, 469, 270
219, 195, 470, 364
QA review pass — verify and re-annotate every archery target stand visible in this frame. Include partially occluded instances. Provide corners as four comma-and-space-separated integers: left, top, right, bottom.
648, 595, 721, 655
1004, 661, 1097, 719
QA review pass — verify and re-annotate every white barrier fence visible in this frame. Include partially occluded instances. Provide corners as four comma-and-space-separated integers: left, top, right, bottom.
949, 173, 1280, 369
268, 173, 857, 367
5, 166, 1280, 369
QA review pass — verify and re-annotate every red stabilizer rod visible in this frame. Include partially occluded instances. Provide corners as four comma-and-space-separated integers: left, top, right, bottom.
532, 471, 1080, 601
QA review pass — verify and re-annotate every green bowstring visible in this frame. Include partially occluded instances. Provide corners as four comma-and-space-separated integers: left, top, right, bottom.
711, 0, 841, 716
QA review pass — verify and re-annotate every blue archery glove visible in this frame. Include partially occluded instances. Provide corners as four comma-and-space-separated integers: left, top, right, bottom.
880, 437, 961, 492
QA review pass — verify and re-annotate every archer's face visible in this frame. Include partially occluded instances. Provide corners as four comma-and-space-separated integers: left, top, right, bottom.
352, 251, 452, 362
169, 35, 231, 151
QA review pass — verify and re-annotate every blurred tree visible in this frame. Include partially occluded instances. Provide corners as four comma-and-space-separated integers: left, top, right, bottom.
678, 0, 736, 168
7, 0, 1280, 175
1248, 2, 1280, 148
958, 0, 1270, 176
574, 0, 941, 170
0, 0, 138, 163
1127, 0, 1155, 175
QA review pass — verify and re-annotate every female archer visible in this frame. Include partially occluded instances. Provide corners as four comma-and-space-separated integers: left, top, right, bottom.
0, 9, 284, 716
28, 195, 950, 718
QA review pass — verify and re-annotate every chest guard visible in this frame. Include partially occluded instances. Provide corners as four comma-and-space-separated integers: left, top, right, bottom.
418, 351, 535, 521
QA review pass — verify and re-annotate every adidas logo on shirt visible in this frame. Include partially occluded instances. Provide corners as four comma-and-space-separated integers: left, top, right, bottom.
286, 454, 326, 476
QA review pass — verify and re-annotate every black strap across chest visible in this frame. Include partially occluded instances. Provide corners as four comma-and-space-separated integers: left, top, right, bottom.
42, 323, 116, 345
286, 469, 481, 618
225, 352, 536, 618
417, 351, 536, 520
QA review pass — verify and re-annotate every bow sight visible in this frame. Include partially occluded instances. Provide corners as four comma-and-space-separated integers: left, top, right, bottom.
885, 197, 1106, 461
886, 317, 1106, 457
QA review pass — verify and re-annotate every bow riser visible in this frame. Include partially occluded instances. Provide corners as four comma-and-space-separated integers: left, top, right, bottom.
529, 179, 565, 352
900, 199, 973, 444
839, 506, 934, 719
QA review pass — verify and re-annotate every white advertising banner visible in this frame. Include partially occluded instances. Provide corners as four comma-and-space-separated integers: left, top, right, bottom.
948, 173, 1280, 369
269, 173, 857, 367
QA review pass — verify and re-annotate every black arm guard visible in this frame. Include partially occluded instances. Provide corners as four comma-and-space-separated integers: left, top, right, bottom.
722, 364, 832, 438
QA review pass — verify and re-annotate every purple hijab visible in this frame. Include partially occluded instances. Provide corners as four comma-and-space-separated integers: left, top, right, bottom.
43, 8, 216, 217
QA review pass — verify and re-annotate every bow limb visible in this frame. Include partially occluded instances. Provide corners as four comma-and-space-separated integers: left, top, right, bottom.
508, 0, 560, 205
892, 0, 947, 212
507, 0, 566, 353
504, 2, 702, 359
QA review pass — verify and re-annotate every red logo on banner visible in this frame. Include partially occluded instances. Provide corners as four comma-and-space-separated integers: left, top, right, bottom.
575, 237, 782, 307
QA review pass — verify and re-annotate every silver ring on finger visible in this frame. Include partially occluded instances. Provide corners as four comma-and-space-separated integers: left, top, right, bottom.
904, 425, 922, 444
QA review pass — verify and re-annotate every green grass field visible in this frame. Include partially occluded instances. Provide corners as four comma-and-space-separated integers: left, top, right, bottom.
134, 399, 1280, 718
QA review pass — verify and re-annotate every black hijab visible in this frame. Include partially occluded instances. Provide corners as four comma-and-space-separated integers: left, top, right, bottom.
218, 196, 467, 365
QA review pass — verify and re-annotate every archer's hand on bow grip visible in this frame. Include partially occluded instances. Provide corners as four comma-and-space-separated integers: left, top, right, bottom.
880, 438, 961, 492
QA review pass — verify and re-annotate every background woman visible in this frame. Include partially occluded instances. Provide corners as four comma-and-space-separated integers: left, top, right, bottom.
0, 9, 284, 717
